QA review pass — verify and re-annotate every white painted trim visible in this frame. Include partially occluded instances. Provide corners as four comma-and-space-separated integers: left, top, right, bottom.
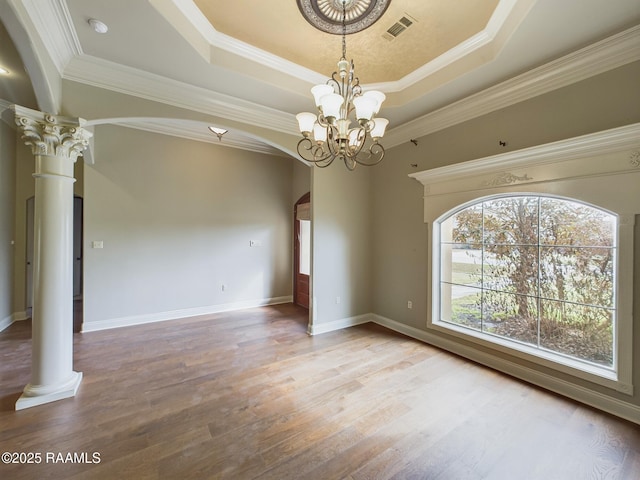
15, 371, 82, 410
13, 1, 638, 154
307, 313, 372, 336
81, 296, 293, 332
409, 123, 640, 188
18, 0, 81, 75
0, 315, 13, 332
0, 312, 29, 332
149, 0, 325, 85
0, 0, 61, 113
371, 314, 640, 426
63, 54, 296, 135
159, 0, 535, 93
19, 0, 81, 75
369, 0, 536, 93
385, 25, 640, 147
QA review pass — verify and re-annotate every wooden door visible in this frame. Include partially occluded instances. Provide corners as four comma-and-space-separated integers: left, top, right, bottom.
294, 193, 310, 309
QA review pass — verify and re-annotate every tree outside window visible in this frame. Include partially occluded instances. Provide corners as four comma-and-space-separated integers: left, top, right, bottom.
439, 195, 616, 368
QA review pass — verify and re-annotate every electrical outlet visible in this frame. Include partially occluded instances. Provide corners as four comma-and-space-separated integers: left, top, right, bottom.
407, 300, 413, 309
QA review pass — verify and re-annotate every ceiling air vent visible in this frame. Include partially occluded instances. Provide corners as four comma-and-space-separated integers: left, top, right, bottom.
382, 15, 415, 41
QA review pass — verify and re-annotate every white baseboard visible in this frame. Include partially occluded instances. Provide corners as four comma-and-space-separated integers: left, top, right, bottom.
0, 311, 29, 333
81, 296, 293, 332
371, 314, 640, 426
307, 313, 372, 336
0, 315, 12, 332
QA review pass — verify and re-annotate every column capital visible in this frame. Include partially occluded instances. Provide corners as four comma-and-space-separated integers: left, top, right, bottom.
13, 105, 92, 161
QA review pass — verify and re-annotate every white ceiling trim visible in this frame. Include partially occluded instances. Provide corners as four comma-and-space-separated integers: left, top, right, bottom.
210, 31, 326, 86
384, 25, 640, 148
14, 1, 639, 156
63, 54, 297, 135
150, 0, 326, 86
16, 0, 81, 76
368, 30, 493, 93
368, 0, 536, 93
62, 25, 639, 151
409, 122, 640, 185
158, 0, 534, 94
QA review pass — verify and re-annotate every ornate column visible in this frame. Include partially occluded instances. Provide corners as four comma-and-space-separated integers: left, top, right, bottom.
13, 106, 92, 410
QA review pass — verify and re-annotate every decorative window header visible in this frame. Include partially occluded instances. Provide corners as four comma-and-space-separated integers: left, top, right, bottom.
409, 123, 640, 203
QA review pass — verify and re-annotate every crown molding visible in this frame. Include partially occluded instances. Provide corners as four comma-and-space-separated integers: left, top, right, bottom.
211, 30, 326, 86
385, 25, 640, 148
163, 0, 533, 94
409, 122, 640, 187
14, 1, 639, 156
18, 0, 81, 75
369, 0, 536, 93
150, 0, 326, 85
63, 55, 297, 135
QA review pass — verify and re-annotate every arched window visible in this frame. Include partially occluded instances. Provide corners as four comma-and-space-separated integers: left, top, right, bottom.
437, 195, 617, 370
410, 126, 638, 396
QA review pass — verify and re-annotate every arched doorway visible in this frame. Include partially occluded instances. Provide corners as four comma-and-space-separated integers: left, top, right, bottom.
294, 192, 310, 309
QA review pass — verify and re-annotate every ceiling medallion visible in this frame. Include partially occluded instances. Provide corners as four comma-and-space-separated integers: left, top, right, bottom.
297, 0, 391, 34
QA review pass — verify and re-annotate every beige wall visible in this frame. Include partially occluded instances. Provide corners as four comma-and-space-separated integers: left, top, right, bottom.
311, 163, 371, 328
292, 159, 311, 205
83, 125, 295, 327
372, 61, 640, 411
0, 119, 16, 324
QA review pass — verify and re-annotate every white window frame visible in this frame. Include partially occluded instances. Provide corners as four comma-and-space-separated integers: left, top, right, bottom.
409, 124, 640, 395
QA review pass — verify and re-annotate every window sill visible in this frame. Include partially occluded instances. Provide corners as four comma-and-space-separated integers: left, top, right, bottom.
430, 318, 632, 395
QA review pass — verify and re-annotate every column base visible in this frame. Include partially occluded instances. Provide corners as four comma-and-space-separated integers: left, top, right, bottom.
15, 371, 83, 410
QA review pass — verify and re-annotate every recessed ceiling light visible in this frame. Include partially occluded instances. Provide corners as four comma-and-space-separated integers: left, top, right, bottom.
208, 126, 228, 141
0, 66, 9, 75
88, 18, 109, 34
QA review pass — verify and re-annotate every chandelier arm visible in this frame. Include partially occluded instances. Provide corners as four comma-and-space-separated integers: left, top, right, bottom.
353, 142, 385, 166
297, 137, 333, 164
326, 127, 342, 156
344, 156, 357, 171
328, 75, 341, 96
346, 127, 367, 157
317, 113, 330, 128
315, 156, 335, 168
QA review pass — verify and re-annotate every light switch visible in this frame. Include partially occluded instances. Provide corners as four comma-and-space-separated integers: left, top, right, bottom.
92, 240, 104, 249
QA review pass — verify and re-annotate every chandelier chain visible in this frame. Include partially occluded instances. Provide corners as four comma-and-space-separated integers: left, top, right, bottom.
341, 1, 347, 59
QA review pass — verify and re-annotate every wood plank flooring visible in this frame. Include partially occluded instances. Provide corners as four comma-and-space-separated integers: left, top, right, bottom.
1, 303, 638, 479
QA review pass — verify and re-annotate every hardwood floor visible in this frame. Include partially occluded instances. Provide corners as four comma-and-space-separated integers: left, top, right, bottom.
1, 304, 638, 479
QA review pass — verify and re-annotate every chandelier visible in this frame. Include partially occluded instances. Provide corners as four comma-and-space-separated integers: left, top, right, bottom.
296, 0, 389, 170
